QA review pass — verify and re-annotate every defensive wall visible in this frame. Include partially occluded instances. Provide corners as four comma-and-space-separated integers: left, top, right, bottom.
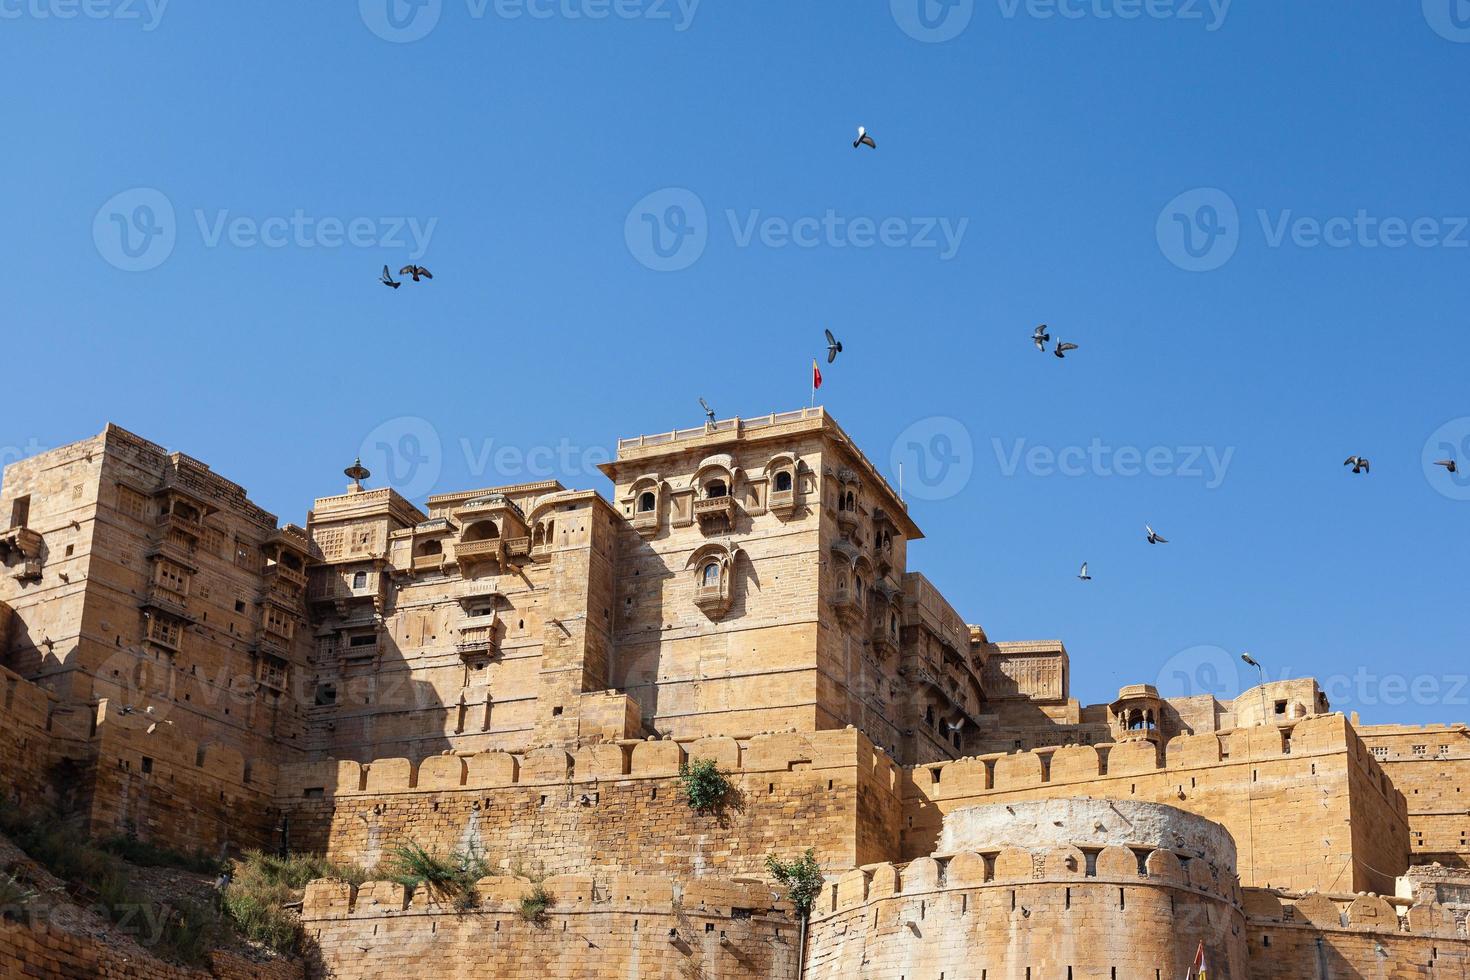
900, 713, 1410, 895
299, 872, 799, 979
275, 726, 904, 878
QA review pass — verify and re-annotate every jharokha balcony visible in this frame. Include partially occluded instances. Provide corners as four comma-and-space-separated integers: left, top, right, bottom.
693, 496, 736, 531
456, 623, 500, 659
454, 538, 504, 566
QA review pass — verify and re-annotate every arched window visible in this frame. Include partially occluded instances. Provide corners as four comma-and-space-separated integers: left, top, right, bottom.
702, 561, 721, 588
854, 577, 864, 602
462, 520, 499, 542
889, 613, 898, 636
637, 491, 656, 513
837, 573, 849, 595
774, 471, 793, 493
705, 480, 727, 499
844, 491, 856, 511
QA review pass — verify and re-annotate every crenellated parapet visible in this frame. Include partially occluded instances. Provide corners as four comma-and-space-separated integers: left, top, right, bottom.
901, 713, 1410, 895
300, 872, 801, 980
806, 799, 1249, 980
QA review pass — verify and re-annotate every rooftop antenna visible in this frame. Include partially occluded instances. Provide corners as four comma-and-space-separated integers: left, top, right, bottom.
344, 457, 371, 494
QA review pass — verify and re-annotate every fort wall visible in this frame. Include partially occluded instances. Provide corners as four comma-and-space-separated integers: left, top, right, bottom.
1360, 723, 1470, 868
299, 873, 799, 979
805, 840, 1249, 978
900, 714, 1410, 895
275, 727, 903, 877
1243, 888, 1470, 978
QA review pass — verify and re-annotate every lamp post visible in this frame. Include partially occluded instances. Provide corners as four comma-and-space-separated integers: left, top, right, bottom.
1241, 653, 1267, 726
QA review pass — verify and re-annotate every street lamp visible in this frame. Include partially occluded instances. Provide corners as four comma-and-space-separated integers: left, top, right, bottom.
1241, 653, 1267, 725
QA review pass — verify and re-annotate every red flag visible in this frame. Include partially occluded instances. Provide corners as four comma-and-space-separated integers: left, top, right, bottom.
812, 359, 823, 390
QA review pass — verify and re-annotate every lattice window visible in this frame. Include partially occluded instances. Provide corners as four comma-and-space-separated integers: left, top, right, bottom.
154, 559, 190, 597
200, 525, 226, 556
315, 528, 344, 559
234, 539, 262, 572
117, 486, 148, 521
258, 655, 288, 691
147, 615, 182, 649
316, 634, 341, 659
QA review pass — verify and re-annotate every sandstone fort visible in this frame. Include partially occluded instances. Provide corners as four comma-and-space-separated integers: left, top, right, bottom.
0, 408, 1466, 977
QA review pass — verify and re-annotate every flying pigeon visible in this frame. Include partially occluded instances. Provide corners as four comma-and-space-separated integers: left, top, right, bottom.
853, 126, 877, 150
825, 329, 843, 364
1146, 525, 1168, 545
399, 265, 433, 282
1433, 458, 1458, 474
1054, 341, 1079, 360
699, 398, 716, 423
944, 719, 964, 732
1344, 456, 1370, 475
1077, 562, 1091, 581
379, 265, 401, 289
1033, 324, 1051, 352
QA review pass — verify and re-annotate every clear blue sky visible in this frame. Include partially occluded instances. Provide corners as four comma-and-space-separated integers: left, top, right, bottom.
4, 1, 1468, 725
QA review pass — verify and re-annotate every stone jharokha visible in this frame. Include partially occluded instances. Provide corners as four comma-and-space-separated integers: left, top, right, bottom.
0, 408, 1467, 978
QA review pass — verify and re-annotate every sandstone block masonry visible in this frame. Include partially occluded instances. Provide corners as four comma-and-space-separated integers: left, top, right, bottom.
1, 412, 1468, 978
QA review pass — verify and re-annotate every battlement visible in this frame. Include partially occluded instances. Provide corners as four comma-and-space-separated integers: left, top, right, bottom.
277, 727, 899, 800
906, 713, 1403, 810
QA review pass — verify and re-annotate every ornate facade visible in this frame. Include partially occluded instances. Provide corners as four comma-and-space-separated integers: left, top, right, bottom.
0, 409, 1467, 978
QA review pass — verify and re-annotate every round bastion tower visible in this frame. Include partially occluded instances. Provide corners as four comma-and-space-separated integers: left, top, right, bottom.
805, 798, 1249, 979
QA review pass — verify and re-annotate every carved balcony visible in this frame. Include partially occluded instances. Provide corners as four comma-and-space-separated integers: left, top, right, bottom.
871, 620, 899, 658
694, 583, 732, 619
530, 541, 553, 563
503, 537, 531, 566
830, 586, 860, 624
836, 508, 860, 536
0, 526, 43, 562
156, 510, 204, 540
768, 488, 796, 518
263, 562, 308, 590
631, 510, 659, 538
455, 538, 504, 568
143, 582, 190, 619
11, 559, 41, 583
455, 623, 500, 660
693, 496, 736, 532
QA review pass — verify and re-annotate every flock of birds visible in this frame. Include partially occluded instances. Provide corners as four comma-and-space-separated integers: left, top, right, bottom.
370, 123, 1464, 587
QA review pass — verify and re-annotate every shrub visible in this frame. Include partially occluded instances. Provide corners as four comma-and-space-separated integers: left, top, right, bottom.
0, 870, 35, 915
517, 884, 551, 924
766, 849, 824, 918
384, 842, 489, 910
677, 758, 732, 812
222, 850, 371, 955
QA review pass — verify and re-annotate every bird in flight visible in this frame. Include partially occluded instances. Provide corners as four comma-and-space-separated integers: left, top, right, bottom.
379, 265, 401, 289
1146, 525, 1169, 545
1033, 325, 1051, 352
399, 265, 433, 283
1433, 458, 1458, 474
1344, 456, 1370, 475
825, 329, 844, 364
944, 719, 964, 733
853, 126, 877, 150
1077, 562, 1092, 581
699, 398, 716, 423
1054, 341, 1079, 360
